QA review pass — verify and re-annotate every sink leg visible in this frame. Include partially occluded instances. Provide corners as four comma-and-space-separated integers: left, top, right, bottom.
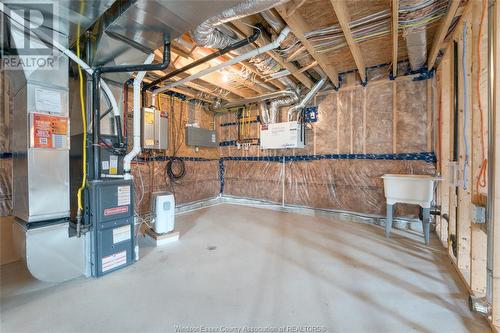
422, 207, 431, 245
385, 204, 394, 238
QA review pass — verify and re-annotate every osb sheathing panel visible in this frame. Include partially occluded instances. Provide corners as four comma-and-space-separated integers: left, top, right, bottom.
131, 160, 219, 214
396, 80, 428, 152
0, 158, 12, 216
365, 82, 393, 153
298, 0, 338, 29
224, 160, 282, 204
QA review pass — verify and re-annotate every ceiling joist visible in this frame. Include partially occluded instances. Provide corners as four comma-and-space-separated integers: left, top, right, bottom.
391, 0, 399, 77
230, 19, 314, 89
276, 4, 340, 87
329, 0, 366, 83
427, 0, 461, 70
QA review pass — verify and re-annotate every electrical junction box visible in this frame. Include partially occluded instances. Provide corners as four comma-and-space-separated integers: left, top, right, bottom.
142, 107, 168, 150
87, 179, 135, 277
260, 121, 305, 149
304, 106, 318, 123
185, 126, 218, 147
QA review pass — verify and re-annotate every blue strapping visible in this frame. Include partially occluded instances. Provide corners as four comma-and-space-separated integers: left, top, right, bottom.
0, 152, 12, 159
221, 152, 436, 163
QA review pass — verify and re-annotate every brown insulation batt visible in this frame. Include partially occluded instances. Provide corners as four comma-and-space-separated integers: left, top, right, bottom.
223, 160, 282, 204
365, 82, 393, 153
131, 160, 219, 214
223, 159, 435, 218
396, 80, 428, 152
314, 93, 337, 155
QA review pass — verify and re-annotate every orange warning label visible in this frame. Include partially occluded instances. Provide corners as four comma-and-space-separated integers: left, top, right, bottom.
32, 113, 68, 149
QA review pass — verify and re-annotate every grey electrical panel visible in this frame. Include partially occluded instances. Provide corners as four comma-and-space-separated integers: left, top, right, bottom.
185, 127, 218, 147
87, 179, 135, 277
142, 107, 168, 150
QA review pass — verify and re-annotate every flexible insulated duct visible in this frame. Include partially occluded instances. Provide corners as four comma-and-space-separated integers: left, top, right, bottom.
261, 9, 286, 34
192, 0, 289, 49
259, 102, 270, 124
268, 88, 300, 123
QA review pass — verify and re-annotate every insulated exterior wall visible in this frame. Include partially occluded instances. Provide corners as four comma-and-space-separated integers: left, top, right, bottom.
221, 77, 435, 218
396, 80, 428, 152
131, 160, 219, 214
365, 82, 393, 153
285, 159, 435, 216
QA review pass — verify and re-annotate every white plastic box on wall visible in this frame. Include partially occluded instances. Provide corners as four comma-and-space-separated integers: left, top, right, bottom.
260, 121, 305, 149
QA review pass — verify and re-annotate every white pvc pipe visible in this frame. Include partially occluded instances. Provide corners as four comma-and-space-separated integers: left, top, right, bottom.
100, 80, 120, 117
0, 2, 119, 118
153, 27, 291, 95
124, 53, 155, 178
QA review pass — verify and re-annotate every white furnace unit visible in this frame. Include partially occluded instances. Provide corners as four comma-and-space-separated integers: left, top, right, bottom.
260, 121, 305, 149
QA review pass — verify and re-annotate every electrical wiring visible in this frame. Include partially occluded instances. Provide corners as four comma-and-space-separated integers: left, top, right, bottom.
476, 0, 488, 192
301, 0, 447, 55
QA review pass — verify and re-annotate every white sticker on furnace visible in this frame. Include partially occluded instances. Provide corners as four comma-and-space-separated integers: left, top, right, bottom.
113, 225, 131, 244
117, 186, 130, 206
102, 250, 127, 272
35, 88, 62, 114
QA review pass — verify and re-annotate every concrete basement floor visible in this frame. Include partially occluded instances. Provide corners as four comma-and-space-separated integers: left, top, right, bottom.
0, 204, 491, 333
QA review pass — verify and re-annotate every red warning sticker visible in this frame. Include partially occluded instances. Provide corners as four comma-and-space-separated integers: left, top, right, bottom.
32, 113, 68, 149
103, 206, 128, 216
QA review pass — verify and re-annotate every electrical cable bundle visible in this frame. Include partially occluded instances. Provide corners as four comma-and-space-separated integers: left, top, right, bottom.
166, 156, 186, 181
165, 96, 186, 184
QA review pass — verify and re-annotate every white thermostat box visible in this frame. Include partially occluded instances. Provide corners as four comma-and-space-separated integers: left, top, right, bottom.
260, 121, 305, 149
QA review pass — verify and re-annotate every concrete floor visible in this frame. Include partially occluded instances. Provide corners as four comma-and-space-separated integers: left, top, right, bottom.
0, 204, 491, 333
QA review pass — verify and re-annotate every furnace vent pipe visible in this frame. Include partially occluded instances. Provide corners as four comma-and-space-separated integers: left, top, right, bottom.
192, 0, 289, 49
124, 53, 155, 178
288, 76, 327, 121
153, 27, 291, 95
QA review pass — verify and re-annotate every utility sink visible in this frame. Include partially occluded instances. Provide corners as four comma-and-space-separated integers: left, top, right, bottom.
382, 174, 442, 245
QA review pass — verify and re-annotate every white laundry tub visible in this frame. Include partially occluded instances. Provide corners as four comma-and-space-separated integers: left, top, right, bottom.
382, 174, 441, 208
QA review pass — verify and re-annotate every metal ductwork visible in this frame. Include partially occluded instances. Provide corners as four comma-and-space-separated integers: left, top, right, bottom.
192, 0, 289, 49
92, 0, 242, 83
288, 76, 327, 121
405, 27, 427, 71
401, 0, 445, 71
